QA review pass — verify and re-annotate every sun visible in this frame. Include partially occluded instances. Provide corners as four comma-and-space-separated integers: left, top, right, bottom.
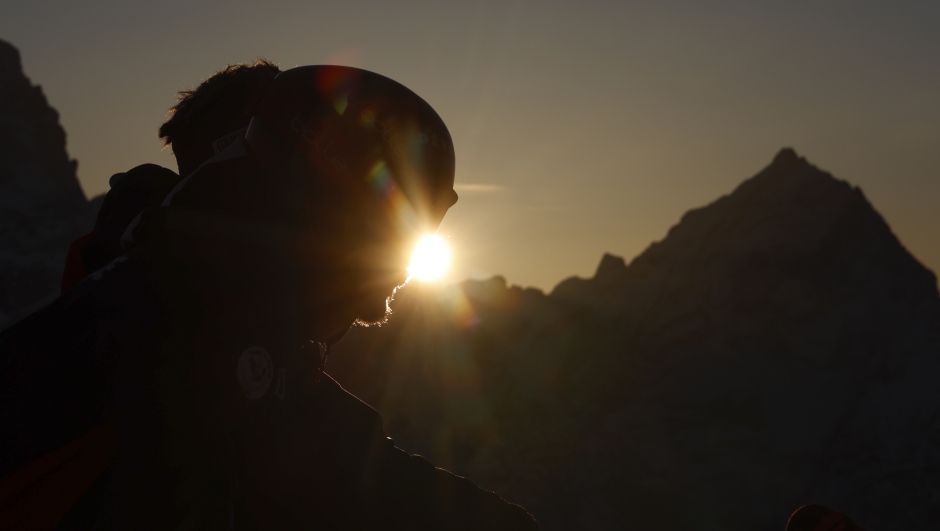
407, 234, 452, 282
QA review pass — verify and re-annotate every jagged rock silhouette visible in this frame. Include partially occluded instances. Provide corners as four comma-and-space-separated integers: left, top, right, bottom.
0, 39, 102, 330
1, 35, 936, 526
329, 149, 940, 530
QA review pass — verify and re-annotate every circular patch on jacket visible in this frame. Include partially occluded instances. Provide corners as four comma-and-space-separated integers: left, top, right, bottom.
237, 346, 273, 400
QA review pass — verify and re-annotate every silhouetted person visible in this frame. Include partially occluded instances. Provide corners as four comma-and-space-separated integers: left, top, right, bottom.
63, 60, 283, 290
787, 504, 866, 531
103, 64, 536, 530
0, 65, 538, 530
1, 60, 281, 530
0, 61, 284, 531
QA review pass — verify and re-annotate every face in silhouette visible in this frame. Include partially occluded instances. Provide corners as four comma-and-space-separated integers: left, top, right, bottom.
279, 156, 455, 334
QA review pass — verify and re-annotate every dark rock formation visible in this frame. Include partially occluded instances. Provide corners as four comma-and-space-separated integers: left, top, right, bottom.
329, 149, 940, 530
0, 39, 102, 330
2, 48, 935, 525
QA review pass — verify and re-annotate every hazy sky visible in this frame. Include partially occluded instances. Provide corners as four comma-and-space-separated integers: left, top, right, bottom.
2, 1, 938, 290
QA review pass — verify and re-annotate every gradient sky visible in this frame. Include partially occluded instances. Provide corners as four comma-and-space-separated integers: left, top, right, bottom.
2, 1, 938, 291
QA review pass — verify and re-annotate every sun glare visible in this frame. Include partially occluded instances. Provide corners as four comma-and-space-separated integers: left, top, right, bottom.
408, 234, 452, 282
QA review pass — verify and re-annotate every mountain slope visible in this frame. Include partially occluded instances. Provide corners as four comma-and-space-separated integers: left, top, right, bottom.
329, 148, 940, 530
0, 39, 102, 329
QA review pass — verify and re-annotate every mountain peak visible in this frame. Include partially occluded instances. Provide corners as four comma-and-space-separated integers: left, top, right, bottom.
552, 148, 937, 313
594, 253, 627, 286
331, 148, 940, 530
0, 39, 22, 81
770, 147, 802, 169
0, 40, 100, 330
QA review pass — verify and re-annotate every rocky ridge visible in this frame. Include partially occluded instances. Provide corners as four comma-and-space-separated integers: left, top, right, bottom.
0, 39, 102, 330
2, 34, 937, 527
329, 149, 940, 530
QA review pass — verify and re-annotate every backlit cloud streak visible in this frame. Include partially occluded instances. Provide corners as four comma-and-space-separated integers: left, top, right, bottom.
454, 183, 506, 193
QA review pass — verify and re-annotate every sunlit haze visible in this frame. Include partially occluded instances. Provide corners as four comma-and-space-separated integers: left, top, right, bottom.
2, 1, 938, 290
408, 234, 452, 282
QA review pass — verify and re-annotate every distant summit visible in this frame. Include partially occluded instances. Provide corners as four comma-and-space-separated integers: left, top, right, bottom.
330, 149, 940, 530
0, 46, 935, 526
0, 39, 101, 329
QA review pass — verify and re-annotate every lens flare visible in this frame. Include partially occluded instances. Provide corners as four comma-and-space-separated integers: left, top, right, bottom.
408, 234, 451, 282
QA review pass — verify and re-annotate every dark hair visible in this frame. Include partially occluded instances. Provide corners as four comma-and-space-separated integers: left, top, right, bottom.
158, 59, 280, 176
787, 504, 865, 531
